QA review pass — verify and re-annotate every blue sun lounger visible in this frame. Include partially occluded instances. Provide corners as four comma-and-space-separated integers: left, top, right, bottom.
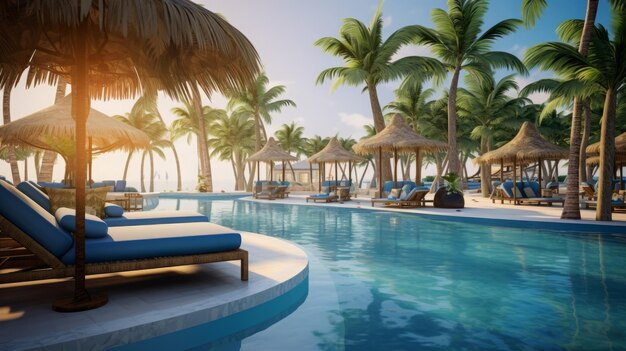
14, 181, 208, 226
0, 180, 248, 284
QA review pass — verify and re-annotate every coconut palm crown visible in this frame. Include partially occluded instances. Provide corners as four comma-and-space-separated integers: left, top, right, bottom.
410, 0, 527, 176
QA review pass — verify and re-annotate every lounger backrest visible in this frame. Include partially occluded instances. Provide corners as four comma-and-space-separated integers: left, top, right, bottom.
407, 189, 428, 201
17, 181, 52, 212
501, 182, 514, 198
114, 180, 127, 192
0, 181, 73, 257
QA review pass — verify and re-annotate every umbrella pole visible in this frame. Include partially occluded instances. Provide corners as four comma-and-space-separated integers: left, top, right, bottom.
620, 162, 624, 190
270, 162, 274, 182
393, 149, 398, 188
513, 158, 517, 205
500, 159, 504, 184
335, 161, 338, 184
282, 160, 285, 182
53, 22, 107, 312
88, 137, 93, 188
378, 148, 383, 197
349, 161, 352, 184
309, 163, 313, 190
415, 147, 421, 185
538, 158, 542, 195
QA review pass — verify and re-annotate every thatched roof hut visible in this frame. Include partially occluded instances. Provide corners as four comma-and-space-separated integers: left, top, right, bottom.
586, 131, 626, 157
247, 137, 297, 182
475, 121, 568, 165
309, 137, 362, 163
0, 94, 149, 154
353, 114, 447, 154
247, 137, 298, 162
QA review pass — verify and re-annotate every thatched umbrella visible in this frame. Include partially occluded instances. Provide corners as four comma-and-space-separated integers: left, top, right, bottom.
476, 121, 568, 202
586, 131, 626, 190
247, 137, 298, 182
0, 1, 260, 311
308, 137, 363, 190
0, 94, 149, 183
353, 114, 448, 196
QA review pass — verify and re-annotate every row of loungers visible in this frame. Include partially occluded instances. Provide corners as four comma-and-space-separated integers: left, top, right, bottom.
0, 180, 248, 284
492, 181, 564, 206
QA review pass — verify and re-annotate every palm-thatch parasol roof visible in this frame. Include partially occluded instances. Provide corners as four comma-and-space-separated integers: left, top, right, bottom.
247, 137, 298, 162
476, 121, 568, 164
0, 0, 261, 311
586, 154, 626, 165
0, 94, 149, 155
586, 131, 626, 157
353, 114, 448, 154
308, 137, 363, 163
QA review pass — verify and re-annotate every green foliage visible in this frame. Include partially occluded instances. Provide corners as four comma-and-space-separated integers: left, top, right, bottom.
423, 175, 436, 182
196, 175, 209, 192
442, 172, 463, 195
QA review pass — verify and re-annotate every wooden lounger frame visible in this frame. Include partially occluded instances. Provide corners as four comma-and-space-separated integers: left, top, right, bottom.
371, 190, 428, 208
0, 215, 248, 284
306, 195, 338, 203
517, 197, 564, 206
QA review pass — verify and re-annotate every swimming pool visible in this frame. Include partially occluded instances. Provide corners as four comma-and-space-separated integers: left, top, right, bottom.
154, 196, 626, 350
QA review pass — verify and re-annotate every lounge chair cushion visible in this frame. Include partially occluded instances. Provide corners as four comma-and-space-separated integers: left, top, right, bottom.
55, 207, 108, 238
0, 181, 73, 257
321, 186, 330, 194
46, 187, 108, 218
104, 202, 125, 217
60, 222, 242, 264
17, 181, 52, 213
102, 210, 208, 227
513, 186, 523, 198
399, 184, 413, 200
523, 187, 536, 198
388, 188, 401, 200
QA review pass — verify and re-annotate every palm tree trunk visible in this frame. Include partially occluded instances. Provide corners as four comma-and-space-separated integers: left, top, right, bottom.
23, 158, 29, 181
140, 151, 146, 193
122, 152, 133, 181
170, 145, 182, 191
192, 87, 213, 192
366, 80, 392, 182
254, 112, 262, 151
246, 161, 256, 191
3, 85, 21, 184
580, 101, 591, 183
359, 162, 370, 188
596, 87, 616, 221
447, 66, 462, 176
149, 150, 154, 193
480, 137, 491, 197
561, 0, 598, 220
38, 79, 66, 182
289, 162, 296, 182
230, 158, 239, 190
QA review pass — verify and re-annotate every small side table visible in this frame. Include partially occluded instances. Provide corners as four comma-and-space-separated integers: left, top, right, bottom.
541, 189, 553, 198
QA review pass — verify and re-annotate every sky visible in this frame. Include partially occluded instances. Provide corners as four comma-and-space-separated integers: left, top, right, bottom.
0, 0, 613, 191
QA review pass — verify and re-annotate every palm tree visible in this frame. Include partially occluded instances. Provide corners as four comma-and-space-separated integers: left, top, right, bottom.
315, 1, 445, 182
227, 72, 295, 188
457, 73, 528, 196
412, 0, 527, 176
526, 5, 626, 220
208, 113, 255, 190
385, 75, 435, 182
521, 0, 600, 220
275, 121, 307, 181
37, 79, 67, 182
171, 100, 226, 192
2, 85, 20, 183
305, 135, 330, 157
140, 122, 169, 192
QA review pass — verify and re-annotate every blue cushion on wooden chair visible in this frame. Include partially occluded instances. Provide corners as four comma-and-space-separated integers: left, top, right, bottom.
55, 207, 108, 238
17, 181, 52, 213
104, 202, 125, 217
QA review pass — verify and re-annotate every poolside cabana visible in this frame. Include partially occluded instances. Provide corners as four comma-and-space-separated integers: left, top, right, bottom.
0, 94, 149, 184
247, 137, 298, 182
0, 1, 260, 312
475, 121, 568, 204
586, 131, 626, 190
353, 114, 448, 196
308, 137, 362, 191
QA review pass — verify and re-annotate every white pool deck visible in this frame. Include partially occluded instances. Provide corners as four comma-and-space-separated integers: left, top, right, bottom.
1, 191, 624, 350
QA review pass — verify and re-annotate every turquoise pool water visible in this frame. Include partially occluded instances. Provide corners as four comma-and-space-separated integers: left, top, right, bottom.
155, 196, 626, 350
